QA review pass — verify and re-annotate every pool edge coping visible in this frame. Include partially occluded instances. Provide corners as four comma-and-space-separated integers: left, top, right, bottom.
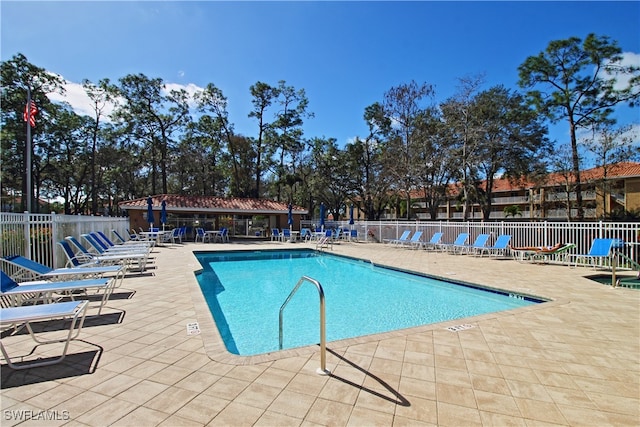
187, 248, 568, 366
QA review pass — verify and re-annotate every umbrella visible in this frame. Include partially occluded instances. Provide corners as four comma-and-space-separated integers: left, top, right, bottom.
146, 196, 155, 229
349, 204, 354, 225
319, 203, 325, 230
287, 204, 293, 228
160, 200, 167, 231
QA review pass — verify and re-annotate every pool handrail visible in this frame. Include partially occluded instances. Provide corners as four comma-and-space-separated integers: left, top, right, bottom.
279, 276, 329, 375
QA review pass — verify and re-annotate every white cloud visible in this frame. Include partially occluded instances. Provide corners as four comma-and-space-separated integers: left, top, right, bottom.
163, 82, 203, 109
46, 72, 204, 120
47, 77, 108, 118
603, 51, 640, 92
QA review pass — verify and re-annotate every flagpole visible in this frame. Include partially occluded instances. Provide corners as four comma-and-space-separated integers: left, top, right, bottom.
26, 87, 32, 213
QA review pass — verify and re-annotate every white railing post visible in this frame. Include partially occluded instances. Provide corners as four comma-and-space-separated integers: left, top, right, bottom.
23, 211, 31, 259
51, 212, 58, 268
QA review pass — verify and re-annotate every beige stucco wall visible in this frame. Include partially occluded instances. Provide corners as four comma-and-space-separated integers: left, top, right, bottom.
625, 177, 640, 212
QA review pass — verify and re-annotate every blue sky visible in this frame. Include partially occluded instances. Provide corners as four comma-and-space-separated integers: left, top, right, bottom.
2, 1, 639, 151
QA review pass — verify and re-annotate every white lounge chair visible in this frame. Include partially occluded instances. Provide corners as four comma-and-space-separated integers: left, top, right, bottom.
0, 300, 89, 369
2, 255, 126, 287
1, 270, 115, 314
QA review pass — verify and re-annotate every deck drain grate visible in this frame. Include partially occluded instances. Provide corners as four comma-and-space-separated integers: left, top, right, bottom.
445, 324, 475, 332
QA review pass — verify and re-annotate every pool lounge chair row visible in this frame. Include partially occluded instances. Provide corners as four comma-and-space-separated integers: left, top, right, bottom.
384, 231, 512, 257
381, 231, 618, 265
1, 250, 135, 369
0, 230, 155, 369
59, 233, 153, 272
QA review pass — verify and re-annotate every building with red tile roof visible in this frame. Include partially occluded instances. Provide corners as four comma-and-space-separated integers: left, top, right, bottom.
119, 195, 308, 237
396, 162, 640, 220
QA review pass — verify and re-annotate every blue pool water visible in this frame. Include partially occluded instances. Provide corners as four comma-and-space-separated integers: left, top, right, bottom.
195, 250, 540, 356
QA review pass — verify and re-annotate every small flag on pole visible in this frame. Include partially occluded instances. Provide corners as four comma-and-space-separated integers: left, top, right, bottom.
23, 100, 37, 127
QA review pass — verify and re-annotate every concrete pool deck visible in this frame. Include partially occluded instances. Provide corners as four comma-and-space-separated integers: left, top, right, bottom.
1, 241, 638, 426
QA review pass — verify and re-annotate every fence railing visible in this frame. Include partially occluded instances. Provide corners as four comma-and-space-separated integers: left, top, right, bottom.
2, 213, 638, 271
302, 219, 639, 266
0, 212, 130, 271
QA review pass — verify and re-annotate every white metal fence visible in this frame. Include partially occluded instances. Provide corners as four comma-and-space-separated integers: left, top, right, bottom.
1, 213, 638, 272
0, 212, 130, 271
303, 219, 640, 266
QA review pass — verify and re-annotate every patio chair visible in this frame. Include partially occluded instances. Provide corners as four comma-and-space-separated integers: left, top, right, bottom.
0, 299, 90, 369
282, 228, 292, 241
271, 229, 282, 242
418, 232, 444, 250
1, 270, 115, 314
162, 228, 181, 244
2, 255, 126, 287
569, 238, 615, 269
452, 234, 490, 255
384, 230, 411, 246
220, 228, 229, 242
178, 226, 187, 243
476, 234, 511, 257
300, 228, 312, 242
195, 227, 207, 243
437, 233, 469, 253
349, 229, 358, 241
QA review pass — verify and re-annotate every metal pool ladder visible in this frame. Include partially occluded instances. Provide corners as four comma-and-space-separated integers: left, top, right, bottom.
279, 276, 330, 375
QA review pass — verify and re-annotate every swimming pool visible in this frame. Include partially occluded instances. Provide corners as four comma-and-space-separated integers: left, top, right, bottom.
195, 249, 542, 356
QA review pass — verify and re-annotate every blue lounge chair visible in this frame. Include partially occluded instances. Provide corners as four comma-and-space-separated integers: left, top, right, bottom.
385, 230, 411, 246
97, 230, 151, 250
437, 233, 469, 253
83, 233, 150, 255
419, 232, 444, 250
401, 230, 424, 249
477, 235, 512, 257
2, 255, 126, 286
0, 299, 90, 370
569, 238, 615, 269
1, 270, 114, 314
111, 229, 130, 244
453, 234, 490, 254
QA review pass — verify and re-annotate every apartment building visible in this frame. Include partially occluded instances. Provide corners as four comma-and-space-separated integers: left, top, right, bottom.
396, 162, 640, 221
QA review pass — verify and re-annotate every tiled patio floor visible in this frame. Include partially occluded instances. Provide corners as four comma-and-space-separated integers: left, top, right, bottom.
1, 241, 638, 426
